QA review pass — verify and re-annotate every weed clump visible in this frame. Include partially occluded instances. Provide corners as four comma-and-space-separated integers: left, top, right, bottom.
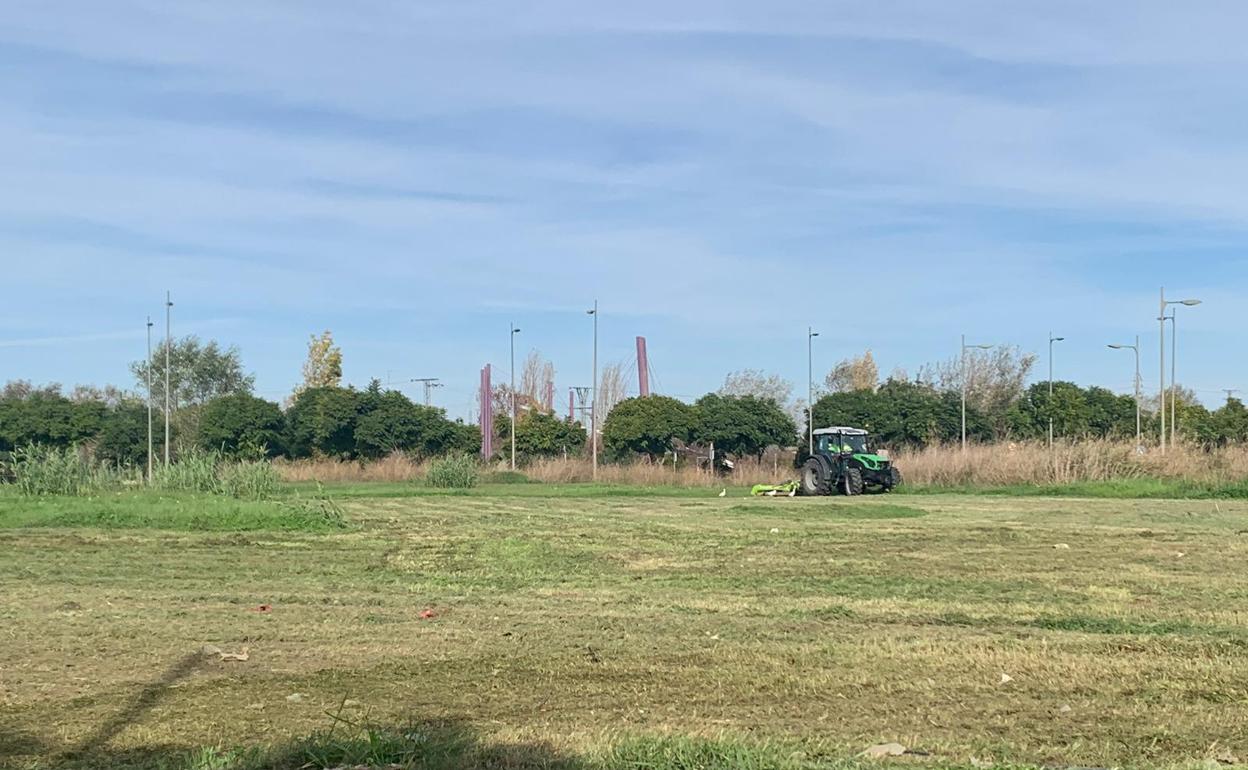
426, 454, 479, 489
220, 460, 281, 500
6, 445, 122, 496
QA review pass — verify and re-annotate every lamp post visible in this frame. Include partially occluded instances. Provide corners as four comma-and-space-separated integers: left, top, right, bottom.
961, 335, 993, 451
807, 327, 819, 454
510, 323, 521, 471
1158, 289, 1201, 453
1108, 337, 1142, 451
1048, 332, 1065, 449
164, 291, 172, 467
146, 316, 154, 482
587, 301, 598, 480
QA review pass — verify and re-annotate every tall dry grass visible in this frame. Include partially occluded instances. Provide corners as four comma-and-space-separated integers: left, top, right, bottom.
274, 453, 426, 483
892, 440, 1248, 487
274, 452, 782, 487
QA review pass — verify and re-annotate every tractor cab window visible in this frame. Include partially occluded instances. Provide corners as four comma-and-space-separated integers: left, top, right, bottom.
819, 434, 868, 454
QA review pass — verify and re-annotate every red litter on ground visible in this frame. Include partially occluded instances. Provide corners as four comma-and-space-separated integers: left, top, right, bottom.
419, 609, 436, 619
252, 604, 272, 613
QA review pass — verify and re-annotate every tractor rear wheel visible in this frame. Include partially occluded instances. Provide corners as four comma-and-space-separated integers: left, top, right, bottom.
800, 458, 831, 496
885, 466, 903, 491
843, 467, 865, 496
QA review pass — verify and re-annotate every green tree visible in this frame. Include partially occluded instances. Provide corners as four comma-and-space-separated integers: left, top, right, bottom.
130, 336, 254, 408
95, 400, 154, 466
285, 386, 361, 458
1210, 398, 1248, 445
693, 394, 795, 457
354, 391, 459, 458
0, 391, 104, 450
445, 420, 483, 456
810, 379, 973, 449
198, 393, 286, 458
512, 412, 587, 458
602, 396, 695, 459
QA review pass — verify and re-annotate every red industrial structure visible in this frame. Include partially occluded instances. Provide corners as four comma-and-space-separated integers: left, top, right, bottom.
636, 336, 650, 397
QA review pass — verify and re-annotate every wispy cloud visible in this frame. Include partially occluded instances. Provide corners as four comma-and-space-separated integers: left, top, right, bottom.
1, 1, 1246, 408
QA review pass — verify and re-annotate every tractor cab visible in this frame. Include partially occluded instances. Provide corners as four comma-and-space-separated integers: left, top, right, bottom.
816, 428, 870, 456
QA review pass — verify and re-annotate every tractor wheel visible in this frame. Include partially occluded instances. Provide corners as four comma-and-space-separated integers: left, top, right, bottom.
885, 467, 903, 491
800, 458, 831, 496
843, 467, 865, 496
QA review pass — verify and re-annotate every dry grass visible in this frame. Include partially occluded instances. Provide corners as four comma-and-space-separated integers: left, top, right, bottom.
274, 442, 1248, 493
2, 491, 1246, 769
274, 452, 426, 483
894, 440, 1248, 487
275, 454, 786, 488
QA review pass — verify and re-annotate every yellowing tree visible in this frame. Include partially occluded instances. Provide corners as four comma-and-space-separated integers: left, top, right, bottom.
300, 331, 343, 392
824, 350, 879, 393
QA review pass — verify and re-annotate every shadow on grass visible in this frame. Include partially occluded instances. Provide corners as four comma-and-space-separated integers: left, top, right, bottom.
22, 648, 825, 770
31, 717, 588, 769
19, 647, 585, 770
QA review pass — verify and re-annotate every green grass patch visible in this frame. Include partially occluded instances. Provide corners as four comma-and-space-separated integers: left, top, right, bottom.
901, 478, 1248, 499
1026, 614, 1215, 636
0, 491, 348, 532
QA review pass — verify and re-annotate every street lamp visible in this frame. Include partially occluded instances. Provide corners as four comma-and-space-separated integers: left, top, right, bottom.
961, 335, 993, 451
807, 327, 819, 454
1108, 337, 1142, 451
164, 291, 172, 467
1048, 332, 1065, 449
587, 301, 598, 480
510, 323, 521, 471
1158, 288, 1201, 453
146, 316, 154, 483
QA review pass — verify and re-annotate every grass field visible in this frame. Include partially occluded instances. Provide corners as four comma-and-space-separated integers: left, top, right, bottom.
2, 485, 1247, 769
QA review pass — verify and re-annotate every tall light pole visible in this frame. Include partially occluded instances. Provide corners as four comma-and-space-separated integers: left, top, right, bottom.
807, 327, 819, 454
588, 301, 598, 480
961, 335, 993, 451
146, 316, 154, 482
164, 291, 172, 467
1158, 289, 1201, 453
510, 324, 521, 471
1048, 332, 1065, 449
1108, 337, 1142, 451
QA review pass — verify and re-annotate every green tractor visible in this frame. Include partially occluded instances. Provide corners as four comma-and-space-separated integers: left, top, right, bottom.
799, 427, 902, 496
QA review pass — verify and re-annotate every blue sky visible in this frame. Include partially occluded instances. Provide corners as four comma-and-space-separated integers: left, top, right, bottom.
3, 1, 1247, 418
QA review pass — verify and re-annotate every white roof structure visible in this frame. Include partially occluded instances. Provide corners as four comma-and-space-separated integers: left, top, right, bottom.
813, 427, 868, 436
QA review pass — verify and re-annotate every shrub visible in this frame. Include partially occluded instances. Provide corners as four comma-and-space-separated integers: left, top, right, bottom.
219, 460, 281, 500
602, 396, 695, 459
198, 393, 285, 458
425, 454, 479, 489
151, 448, 221, 493
486, 470, 530, 484
6, 444, 121, 496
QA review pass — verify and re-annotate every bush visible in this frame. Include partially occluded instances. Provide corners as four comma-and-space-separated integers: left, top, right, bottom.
425, 454, 479, 489
152, 448, 222, 493
602, 396, 696, 459
198, 393, 285, 458
6, 444, 121, 496
220, 460, 281, 500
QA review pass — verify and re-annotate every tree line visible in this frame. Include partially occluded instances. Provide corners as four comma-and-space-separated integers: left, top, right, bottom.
5, 333, 1247, 468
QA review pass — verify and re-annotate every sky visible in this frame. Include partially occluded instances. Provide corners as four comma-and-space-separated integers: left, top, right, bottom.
3, 1, 1247, 419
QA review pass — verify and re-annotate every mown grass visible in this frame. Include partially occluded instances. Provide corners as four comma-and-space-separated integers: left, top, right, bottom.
0, 490, 347, 532
2, 492, 1246, 769
900, 477, 1248, 499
